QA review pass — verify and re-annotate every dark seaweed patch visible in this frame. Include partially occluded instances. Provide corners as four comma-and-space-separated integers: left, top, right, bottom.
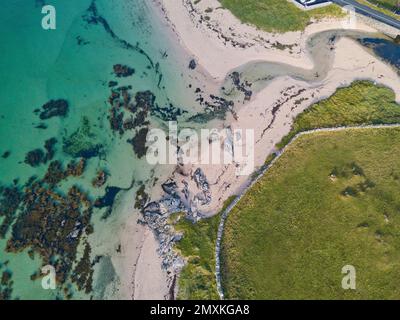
39, 100, 69, 120
24, 138, 58, 167
71, 242, 94, 294
83, 1, 154, 67
0, 269, 13, 300
1, 151, 10, 159
127, 127, 149, 159
63, 117, 103, 159
6, 183, 93, 286
0, 185, 23, 238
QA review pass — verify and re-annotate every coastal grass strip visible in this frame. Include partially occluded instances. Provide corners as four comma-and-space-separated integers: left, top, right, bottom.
172, 196, 236, 300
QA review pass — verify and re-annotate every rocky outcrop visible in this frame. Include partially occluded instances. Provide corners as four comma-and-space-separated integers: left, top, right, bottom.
189, 59, 197, 70
138, 164, 216, 281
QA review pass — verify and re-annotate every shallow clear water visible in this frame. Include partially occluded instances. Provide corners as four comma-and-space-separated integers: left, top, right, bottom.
359, 37, 400, 70
0, 0, 205, 300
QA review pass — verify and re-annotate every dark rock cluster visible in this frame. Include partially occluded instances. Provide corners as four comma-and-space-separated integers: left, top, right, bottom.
24, 149, 46, 167
188, 94, 235, 123
135, 184, 150, 210
113, 64, 135, 77
38, 100, 69, 120
106, 72, 185, 159
6, 180, 94, 290
189, 59, 197, 70
0, 268, 13, 300
127, 127, 149, 159
0, 185, 23, 238
71, 242, 93, 294
42, 158, 86, 186
62, 117, 103, 159
193, 168, 211, 206
24, 138, 57, 167
229, 71, 253, 101
2, 146, 97, 298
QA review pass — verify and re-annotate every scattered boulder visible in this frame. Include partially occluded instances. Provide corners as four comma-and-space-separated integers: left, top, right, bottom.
143, 202, 164, 216
92, 170, 107, 188
189, 59, 197, 70
108, 81, 118, 87
162, 179, 177, 195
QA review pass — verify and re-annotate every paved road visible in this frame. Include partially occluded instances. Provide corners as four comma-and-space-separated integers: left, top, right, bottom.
332, 0, 400, 31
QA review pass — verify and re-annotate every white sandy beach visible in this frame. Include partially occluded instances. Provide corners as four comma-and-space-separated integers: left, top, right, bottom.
126, 0, 400, 299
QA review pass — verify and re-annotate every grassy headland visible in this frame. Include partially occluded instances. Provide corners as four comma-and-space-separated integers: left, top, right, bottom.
219, 0, 345, 32
277, 81, 400, 148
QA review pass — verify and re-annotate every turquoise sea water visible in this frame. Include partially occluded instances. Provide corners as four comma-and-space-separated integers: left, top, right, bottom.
0, 0, 204, 300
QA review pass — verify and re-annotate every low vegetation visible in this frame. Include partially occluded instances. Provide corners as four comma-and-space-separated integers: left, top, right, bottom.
219, 0, 345, 32
356, 0, 400, 20
277, 81, 400, 148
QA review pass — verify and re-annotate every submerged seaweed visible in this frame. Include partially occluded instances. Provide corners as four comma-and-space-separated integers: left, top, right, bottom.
63, 117, 104, 159
0, 185, 23, 238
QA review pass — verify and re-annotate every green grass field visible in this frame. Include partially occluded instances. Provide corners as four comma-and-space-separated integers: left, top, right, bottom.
222, 128, 400, 299
277, 81, 400, 148
219, 0, 345, 32
172, 197, 236, 300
